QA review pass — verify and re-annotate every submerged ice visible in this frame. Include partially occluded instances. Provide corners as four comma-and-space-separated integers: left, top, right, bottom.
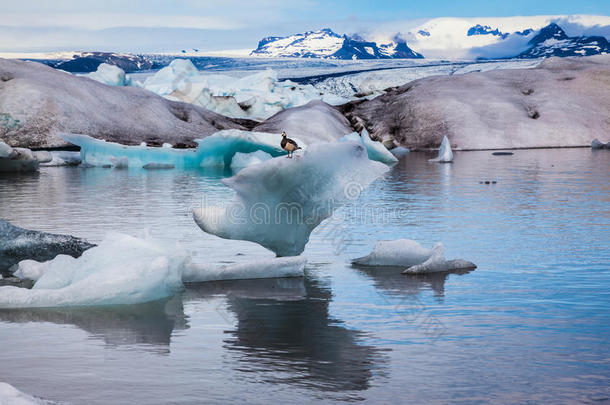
193, 141, 389, 256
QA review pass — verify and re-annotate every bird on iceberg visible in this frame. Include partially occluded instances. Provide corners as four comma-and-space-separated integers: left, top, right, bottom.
281, 132, 301, 158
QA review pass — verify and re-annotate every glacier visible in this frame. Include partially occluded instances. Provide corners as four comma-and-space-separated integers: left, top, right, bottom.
429, 135, 454, 163
62, 130, 295, 169
193, 141, 389, 256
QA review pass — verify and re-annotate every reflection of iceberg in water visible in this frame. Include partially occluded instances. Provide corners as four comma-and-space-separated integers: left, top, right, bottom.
0, 297, 187, 353
184, 277, 387, 393
353, 265, 474, 299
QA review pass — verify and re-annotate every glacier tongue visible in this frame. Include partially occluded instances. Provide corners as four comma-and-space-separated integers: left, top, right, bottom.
193, 141, 389, 256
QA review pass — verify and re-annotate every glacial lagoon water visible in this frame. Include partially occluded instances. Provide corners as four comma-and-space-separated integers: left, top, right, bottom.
0, 148, 608, 404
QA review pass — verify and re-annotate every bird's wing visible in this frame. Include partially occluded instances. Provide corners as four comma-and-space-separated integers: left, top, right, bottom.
287, 139, 299, 148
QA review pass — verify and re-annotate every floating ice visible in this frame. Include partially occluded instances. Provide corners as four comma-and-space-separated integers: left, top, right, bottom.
0, 233, 187, 308
0, 219, 94, 273
402, 244, 477, 274
390, 146, 411, 157
0, 382, 49, 405
40, 151, 82, 166
182, 256, 306, 283
340, 129, 398, 164
193, 141, 389, 256
429, 135, 454, 163
352, 239, 434, 267
0, 141, 39, 172
87, 63, 128, 86
62, 130, 294, 169
137, 60, 347, 120
591, 138, 610, 149
230, 150, 273, 171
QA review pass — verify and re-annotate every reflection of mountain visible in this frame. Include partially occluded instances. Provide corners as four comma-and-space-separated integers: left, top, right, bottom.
185, 277, 386, 393
0, 298, 187, 353
353, 265, 474, 300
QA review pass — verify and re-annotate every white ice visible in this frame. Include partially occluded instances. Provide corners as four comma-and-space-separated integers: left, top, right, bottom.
352, 239, 435, 267
40, 151, 82, 167
0, 141, 40, 172
136, 59, 347, 120
429, 135, 454, 163
230, 150, 273, 171
86, 63, 128, 86
62, 130, 296, 169
340, 129, 398, 164
0, 382, 49, 405
193, 141, 389, 256
0, 233, 187, 308
182, 256, 306, 282
390, 146, 411, 157
402, 244, 477, 274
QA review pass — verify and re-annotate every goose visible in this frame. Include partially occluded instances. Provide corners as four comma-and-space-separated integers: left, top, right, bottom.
280, 132, 301, 158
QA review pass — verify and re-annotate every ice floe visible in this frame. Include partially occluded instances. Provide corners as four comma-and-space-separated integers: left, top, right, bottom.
429, 136, 454, 163
352, 239, 434, 267
193, 141, 389, 256
62, 130, 294, 169
402, 244, 477, 274
0, 382, 50, 405
182, 256, 306, 283
0, 233, 187, 308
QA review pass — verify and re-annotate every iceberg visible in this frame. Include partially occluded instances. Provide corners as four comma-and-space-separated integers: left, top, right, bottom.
591, 138, 610, 149
138, 60, 348, 120
0, 233, 187, 308
182, 256, 306, 283
352, 239, 434, 267
429, 135, 453, 163
40, 150, 82, 166
340, 129, 398, 164
193, 141, 389, 256
402, 244, 477, 274
62, 130, 296, 169
0, 382, 50, 405
0, 141, 40, 172
0, 219, 94, 274
86, 63, 128, 86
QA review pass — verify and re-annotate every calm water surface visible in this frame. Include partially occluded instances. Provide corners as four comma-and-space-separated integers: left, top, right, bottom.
0, 149, 608, 404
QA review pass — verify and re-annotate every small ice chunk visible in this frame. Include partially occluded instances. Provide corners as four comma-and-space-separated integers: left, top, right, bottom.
0, 382, 49, 405
32, 151, 52, 163
429, 135, 453, 163
182, 256, 306, 282
230, 150, 273, 171
402, 244, 477, 274
352, 239, 433, 267
0, 233, 187, 308
87, 63, 128, 86
0, 140, 15, 158
40, 151, 82, 167
193, 141, 388, 256
390, 146, 411, 157
13, 259, 48, 281
591, 138, 610, 149
0, 146, 39, 172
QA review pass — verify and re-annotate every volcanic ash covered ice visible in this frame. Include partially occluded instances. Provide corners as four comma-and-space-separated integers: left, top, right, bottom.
429, 135, 453, 163
193, 141, 389, 256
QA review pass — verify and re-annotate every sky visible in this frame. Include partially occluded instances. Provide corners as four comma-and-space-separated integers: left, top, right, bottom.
1, 0, 610, 53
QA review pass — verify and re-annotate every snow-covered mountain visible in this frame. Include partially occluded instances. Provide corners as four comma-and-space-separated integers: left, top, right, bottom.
371, 15, 610, 59
250, 28, 423, 59
517, 23, 610, 58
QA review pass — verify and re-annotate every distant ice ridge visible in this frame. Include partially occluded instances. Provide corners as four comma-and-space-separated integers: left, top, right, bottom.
133, 59, 347, 120
61, 130, 293, 169
4, 233, 307, 308
0, 382, 51, 405
193, 141, 389, 256
429, 136, 454, 163
352, 239, 476, 274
